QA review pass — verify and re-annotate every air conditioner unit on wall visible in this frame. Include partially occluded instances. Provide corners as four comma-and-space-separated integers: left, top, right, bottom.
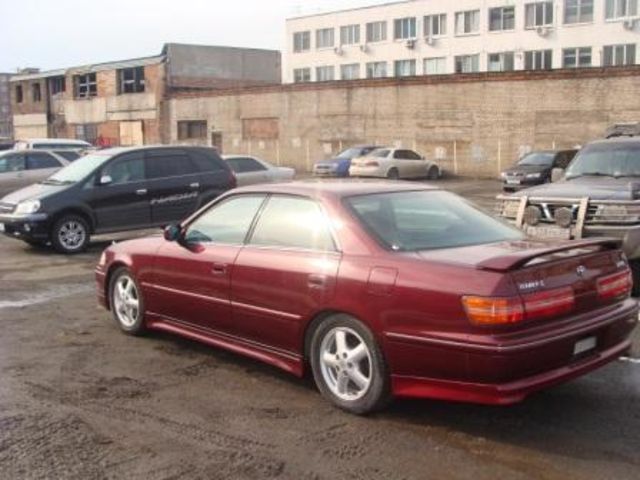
623, 19, 637, 30
334, 46, 344, 55
536, 26, 551, 37
405, 38, 416, 49
425, 36, 436, 46
359, 44, 369, 53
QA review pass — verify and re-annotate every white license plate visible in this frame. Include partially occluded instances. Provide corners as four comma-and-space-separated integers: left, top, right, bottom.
524, 225, 571, 240
574, 336, 597, 356
506, 179, 521, 185
0, 223, 4, 232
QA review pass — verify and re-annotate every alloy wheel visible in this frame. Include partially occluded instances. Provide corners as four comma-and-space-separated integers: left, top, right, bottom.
113, 275, 140, 328
57, 220, 86, 251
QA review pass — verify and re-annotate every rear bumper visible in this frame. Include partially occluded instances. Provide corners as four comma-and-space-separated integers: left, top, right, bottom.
0, 213, 50, 241
385, 299, 638, 405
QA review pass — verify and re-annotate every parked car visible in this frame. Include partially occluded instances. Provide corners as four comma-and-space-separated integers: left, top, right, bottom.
349, 148, 440, 180
95, 181, 637, 415
497, 137, 640, 294
313, 145, 382, 177
501, 149, 577, 191
0, 150, 69, 198
14, 138, 93, 151
222, 155, 295, 186
0, 142, 13, 151
0, 146, 235, 253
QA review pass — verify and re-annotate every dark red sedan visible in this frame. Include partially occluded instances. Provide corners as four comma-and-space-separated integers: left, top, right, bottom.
95, 182, 638, 414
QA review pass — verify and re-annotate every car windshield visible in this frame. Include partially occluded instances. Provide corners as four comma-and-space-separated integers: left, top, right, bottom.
566, 142, 640, 178
346, 190, 523, 252
518, 152, 554, 167
45, 152, 111, 184
336, 147, 373, 159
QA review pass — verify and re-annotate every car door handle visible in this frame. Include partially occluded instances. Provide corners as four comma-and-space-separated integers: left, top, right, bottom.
136, 189, 148, 196
308, 274, 328, 289
211, 263, 227, 275
190, 182, 200, 189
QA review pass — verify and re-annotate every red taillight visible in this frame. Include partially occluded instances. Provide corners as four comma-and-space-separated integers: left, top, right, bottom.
463, 286, 575, 326
364, 161, 379, 167
522, 286, 575, 320
597, 270, 632, 300
462, 296, 524, 325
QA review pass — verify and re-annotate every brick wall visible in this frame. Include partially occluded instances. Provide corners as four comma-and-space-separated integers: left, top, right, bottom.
167, 67, 640, 177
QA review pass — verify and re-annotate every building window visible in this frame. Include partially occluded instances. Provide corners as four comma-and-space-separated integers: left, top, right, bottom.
455, 10, 480, 35
524, 49, 553, 69
293, 68, 311, 83
564, 0, 594, 24
49, 76, 66, 95
455, 54, 480, 73
525, 2, 554, 27
424, 14, 447, 37
488, 52, 515, 72
603, 44, 637, 65
178, 120, 207, 140
394, 17, 417, 39
341, 64, 360, 80
366, 21, 387, 42
15, 85, 23, 104
75, 73, 97, 98
75, 124, 98, 144
489, 6, 516, 31
316, 28, 335, 49
340, 24, 360, 45
31, 83, 41, 102
563, 47, 592, 67
366, 62, 387, 78
424, 57, 447, 75
118, 66, 145, 94
605, 0, 638, 19
394, 59, 416, 77
316, 66, 335, 82
293, 31, 311, 52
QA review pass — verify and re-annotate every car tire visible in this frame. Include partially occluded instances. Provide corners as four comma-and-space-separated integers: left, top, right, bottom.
51, 214, 90, 254
630, 260, 640, 297
387, 168, 399, 180
109, 267, 146, 335
309, 314, 391, 415
427, 166, 439, 180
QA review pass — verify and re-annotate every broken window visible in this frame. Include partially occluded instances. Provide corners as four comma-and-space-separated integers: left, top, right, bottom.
75, 73, 97, 99
118, 66, 145, 94
178, 120, 207, 140
31, 83, 41, 102
15, 85, 23, 104
50, 76, 66, 95
74, 124, 98, 144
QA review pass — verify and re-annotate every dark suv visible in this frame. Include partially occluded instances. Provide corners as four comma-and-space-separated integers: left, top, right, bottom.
0, 146, 236, 253
501, 149, 577, 191
497, 137, 640, 293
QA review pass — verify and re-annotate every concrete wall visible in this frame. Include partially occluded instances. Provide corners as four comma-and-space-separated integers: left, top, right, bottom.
167, 67, 640, 177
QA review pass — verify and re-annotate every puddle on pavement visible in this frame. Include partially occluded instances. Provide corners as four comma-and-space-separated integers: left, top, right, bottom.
0, 284, 94, 310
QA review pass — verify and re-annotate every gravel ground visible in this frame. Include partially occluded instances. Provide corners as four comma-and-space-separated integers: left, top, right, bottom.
0, 178, 638, 480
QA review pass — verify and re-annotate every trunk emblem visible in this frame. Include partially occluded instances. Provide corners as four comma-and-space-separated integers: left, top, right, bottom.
576, 266, 587, 277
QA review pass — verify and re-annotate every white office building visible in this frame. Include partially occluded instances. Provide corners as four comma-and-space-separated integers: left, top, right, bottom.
284, 0, 640, 83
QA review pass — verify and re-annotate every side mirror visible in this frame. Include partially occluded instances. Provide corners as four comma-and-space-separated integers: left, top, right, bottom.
99, 174, 113, 185
551, 168, 564, 183
163, 224, 182, 242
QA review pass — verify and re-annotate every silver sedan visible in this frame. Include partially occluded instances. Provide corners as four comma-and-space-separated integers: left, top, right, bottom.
223, 155, 295, 186
0, 150, 69, 198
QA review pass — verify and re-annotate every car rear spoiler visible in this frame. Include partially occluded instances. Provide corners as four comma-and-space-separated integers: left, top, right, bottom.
477, 238, 623, 272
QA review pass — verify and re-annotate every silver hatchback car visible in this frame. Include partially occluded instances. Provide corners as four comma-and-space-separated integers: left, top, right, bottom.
0, 150, 69, 198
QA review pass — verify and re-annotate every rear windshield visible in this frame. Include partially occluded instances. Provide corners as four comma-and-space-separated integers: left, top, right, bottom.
518, 152, 554, 166
346, 190, 523, 252
46, 152, 111, 184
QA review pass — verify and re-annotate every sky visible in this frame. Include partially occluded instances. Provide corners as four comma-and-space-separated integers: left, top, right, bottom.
0, 0, 397, 72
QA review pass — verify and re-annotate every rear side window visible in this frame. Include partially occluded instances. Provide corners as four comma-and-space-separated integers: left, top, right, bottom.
27, 152, 62, 169
146, 150, 197, 179
249, 196, 336, 251
0, 154, 26, 173
227, 157, 267, 173
373, 149, 390, 158
185, 195, 265, 244
102, 153, 145, 184
54, 151, 81, 161
190, 150, 224, 172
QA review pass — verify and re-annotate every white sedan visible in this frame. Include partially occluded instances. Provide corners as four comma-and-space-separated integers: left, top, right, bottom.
222, 155, 296, 186
349, 148, 441, 180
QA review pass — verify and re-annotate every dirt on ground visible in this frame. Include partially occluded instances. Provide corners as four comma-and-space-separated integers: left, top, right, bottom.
1, 179, 639, 480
